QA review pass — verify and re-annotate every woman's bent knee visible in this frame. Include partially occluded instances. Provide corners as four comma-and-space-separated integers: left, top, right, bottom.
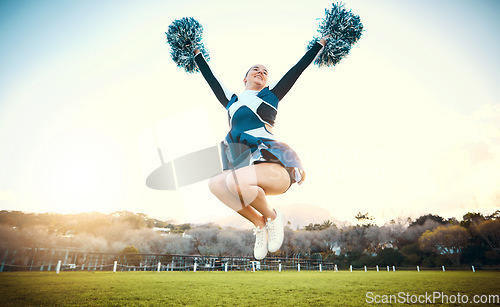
225, 173, 262, 206
208, 173, 226, 196
225, 172, 247, 198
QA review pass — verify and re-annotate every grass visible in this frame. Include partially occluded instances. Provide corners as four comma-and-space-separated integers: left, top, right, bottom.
0, 271, 499, 306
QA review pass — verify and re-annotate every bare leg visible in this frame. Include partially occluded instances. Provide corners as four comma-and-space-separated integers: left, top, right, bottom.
208, 163, 291, 227
226, 163, 290, 219
209, 171, 266, 228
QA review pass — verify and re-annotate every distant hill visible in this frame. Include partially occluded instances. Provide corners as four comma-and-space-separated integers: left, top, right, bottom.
214, 203, 338, 230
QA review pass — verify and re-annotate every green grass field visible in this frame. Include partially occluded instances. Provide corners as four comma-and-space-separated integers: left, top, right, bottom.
0, 271, 499, 306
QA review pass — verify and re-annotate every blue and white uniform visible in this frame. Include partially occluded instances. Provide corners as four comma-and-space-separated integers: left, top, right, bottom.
195, 42, 324, 185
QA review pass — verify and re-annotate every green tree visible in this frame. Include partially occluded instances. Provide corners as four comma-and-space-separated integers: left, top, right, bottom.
322, 220, 335, 229
460, 212, 485, 229
179, 223, 191, 231
400, 243, 422, 265
418, 225, 469, 265
355, 212, 374, 225
376, 248, 405, 266
304, 223, 322, 231
410, 214, 446, 227
303, 221, 336, 231
486, 210, 499, 220
474, 219, 500, 257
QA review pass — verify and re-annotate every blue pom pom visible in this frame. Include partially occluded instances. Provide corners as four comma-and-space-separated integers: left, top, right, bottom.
308, 37, 351, 67
310, 2, 363, 67
165, 17, 210, 73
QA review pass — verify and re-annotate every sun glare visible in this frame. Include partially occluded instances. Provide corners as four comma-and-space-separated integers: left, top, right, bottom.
35, 129, 124, 213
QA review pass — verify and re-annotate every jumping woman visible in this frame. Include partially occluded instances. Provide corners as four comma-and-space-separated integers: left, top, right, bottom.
193, 36, 328, 260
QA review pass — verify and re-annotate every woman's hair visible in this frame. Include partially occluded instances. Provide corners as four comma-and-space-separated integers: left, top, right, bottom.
244, 67, 252, 79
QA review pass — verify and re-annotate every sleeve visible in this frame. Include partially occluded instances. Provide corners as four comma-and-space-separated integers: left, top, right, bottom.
269, 42, 324, 101
194, 53, 235, 108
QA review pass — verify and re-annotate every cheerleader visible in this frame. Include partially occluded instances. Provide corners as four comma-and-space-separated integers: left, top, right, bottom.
193, 36, 328, 259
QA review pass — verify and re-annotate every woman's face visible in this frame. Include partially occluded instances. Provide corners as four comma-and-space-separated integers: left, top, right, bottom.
244, 64, 268, 90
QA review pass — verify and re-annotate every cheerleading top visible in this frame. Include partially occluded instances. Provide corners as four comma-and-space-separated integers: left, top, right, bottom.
194, 42, 324, 185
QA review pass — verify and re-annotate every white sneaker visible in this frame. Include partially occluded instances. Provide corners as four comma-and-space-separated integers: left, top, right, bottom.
266, 210, 284, 253
253, 226, 268, 260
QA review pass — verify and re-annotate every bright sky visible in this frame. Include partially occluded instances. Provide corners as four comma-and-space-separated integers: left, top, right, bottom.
0, 0, 499, 226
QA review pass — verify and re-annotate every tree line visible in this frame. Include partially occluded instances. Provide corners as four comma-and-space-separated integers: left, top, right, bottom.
0, 210, 498, 268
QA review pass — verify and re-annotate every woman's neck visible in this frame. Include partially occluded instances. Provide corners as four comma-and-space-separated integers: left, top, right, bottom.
245, 84, 265, 91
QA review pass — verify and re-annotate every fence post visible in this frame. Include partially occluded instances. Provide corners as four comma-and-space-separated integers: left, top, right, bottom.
56, 260, 62, 274
349, 265, 352, 272
157, 262, 161, 272
194, 263, 197, 272
417, 266, 420, 272
0, 249, 8, 272
334, 264, 338, 272
471, 265, 475, 273
319, 264, 322, 272
364, 266, 367, 272
392, 266, 395, 272
387, 266, 390, 272
30, 248, 37, 271
252, 262, 255, 272
224, 262, 228, 273
297, 263, 300, 272
113, 261, 117, 273
442, 265, 445, 272
376, 265, 379, 272
279, 263, 282, 272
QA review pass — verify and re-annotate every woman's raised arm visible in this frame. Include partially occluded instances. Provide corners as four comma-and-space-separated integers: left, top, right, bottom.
269, 36, 328, 101
194, 49, 234, 108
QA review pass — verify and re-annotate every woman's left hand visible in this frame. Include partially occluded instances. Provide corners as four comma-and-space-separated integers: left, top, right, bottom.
319, 35, 331, 46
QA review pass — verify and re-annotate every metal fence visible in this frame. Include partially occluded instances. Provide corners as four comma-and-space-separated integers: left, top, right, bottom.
0, 247, 484, 273
0, 247, 327, 272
